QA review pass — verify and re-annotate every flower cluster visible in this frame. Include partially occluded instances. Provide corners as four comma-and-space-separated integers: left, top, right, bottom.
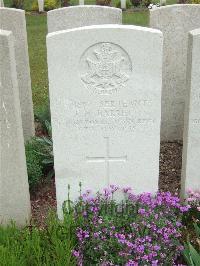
71, 186, 189, 265
187, 189, 200, 211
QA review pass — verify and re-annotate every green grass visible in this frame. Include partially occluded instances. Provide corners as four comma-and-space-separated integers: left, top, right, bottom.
26, 14, 49, 112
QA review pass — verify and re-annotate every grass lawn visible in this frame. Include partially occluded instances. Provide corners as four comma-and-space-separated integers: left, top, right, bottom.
25, 11, 149, 112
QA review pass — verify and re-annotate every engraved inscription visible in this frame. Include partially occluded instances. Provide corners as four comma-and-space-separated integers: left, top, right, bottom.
64, 99, 155, 132
86, 137, 127, 184
80, 42, 132, 95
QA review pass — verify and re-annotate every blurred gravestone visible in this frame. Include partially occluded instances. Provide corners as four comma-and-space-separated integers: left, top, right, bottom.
38, 0, 44, 12
181, 28, 200, 195
0, 30, 31, 226
47, 6, 122, 33
0, 8, 35, 141
150, 5, 200, 140
0, 0, 4, 7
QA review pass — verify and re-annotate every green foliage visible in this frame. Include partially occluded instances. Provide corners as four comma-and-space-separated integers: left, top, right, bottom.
25, 139, 43, 190
130, 0, 141, 6
35, 122, 54, 179
11, 0, 24, 8
142, 0, 151, 7
0, 213, 76, 265
183, 223, 200, 265
31, 0, 58, 12
35, 103, 51, 134
115, 0, 132, 9
44, 0, 57, 11
191, 0, 200, 3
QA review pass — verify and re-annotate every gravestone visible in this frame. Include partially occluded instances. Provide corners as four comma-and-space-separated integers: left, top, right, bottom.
181, 28, 200, 195
0, 8, 35, 141
38, 0, 44, 12
0, 0, 4, 7
0, 30, 31, 226
121, 0, 126, 10
47, 6, 122, 33
150, 5, 200, 141
47, 25, 163, 218
79, 0, 84, 4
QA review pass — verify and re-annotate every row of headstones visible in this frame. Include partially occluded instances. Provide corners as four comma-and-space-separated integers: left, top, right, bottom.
0, 5, 200, 226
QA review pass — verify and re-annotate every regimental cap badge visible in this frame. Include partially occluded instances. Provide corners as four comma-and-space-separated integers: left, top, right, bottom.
80, 42, 132, 95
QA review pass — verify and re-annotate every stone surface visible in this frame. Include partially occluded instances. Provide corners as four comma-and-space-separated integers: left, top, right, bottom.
47, 25, 163, 218
0, 30, 31, 226
0, 0, 4, 7
150, 5, 200, 141
38, 0, 44, 12
0, 8, 35, 141
181, 28, 200, 195
121, 0, 126, 10
47, 6, 122, 33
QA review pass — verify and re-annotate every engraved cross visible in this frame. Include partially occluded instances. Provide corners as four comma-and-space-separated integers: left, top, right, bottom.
86, 137, 127, 184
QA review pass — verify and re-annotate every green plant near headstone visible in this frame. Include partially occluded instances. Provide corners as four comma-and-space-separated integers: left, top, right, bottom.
11, 0, 24, 8
32, 0, 58, 12
183, 223, 200, 265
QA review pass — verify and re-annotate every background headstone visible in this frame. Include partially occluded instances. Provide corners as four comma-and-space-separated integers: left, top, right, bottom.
0, 8, 35, 141
47, 25, 163, 218
150, 5, 200, 141
181, 28, 200, 195
121, 0, 126, 10
0, 0, 4, 7
79, 0, 84, 5
0, 30, 31, 226
47, 6, 122, 33
38, 0, 44, 12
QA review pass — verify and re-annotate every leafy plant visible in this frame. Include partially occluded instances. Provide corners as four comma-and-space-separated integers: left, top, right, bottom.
130, 0, 141, 7
35, 120, 54, 179
11, 0, 24, 9
0, 213, 76, 265
44, 0, 57, 11
183, 223, 200, 265
25, 139, 43, 190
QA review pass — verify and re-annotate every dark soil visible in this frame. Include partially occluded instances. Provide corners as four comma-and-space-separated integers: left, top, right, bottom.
31, 141, 183, 226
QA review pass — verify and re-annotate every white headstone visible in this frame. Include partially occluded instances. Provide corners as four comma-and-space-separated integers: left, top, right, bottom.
79, 0, 84, 5
38, 0, 44, 12
160, 0, 166, 6
47, 6, 122, 33
47, 25, 163, 218
121, 0, 126, 10
0, 8, 35, 141
0, 0, 4, 7
150, 5, 200, 141
181, 28, 200, 195
0, 30, 31, 226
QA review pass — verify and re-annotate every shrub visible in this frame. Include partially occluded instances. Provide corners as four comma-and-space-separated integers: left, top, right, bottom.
115, 0, 132, 9
96, 0, 112, 6
31, 0, 58, 12
0, 213, 76, 265
44, 0, 57, 11
142, 0, 151, 7
11, 0, 24, 9
192, 0, 200, 3
130, 0, 141, 7
183, 223, 200, 265
25, 139, 43, 190
70, 185, 190, 265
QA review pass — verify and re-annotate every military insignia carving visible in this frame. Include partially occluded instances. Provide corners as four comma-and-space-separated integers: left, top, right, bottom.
80, 42, 132, 95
